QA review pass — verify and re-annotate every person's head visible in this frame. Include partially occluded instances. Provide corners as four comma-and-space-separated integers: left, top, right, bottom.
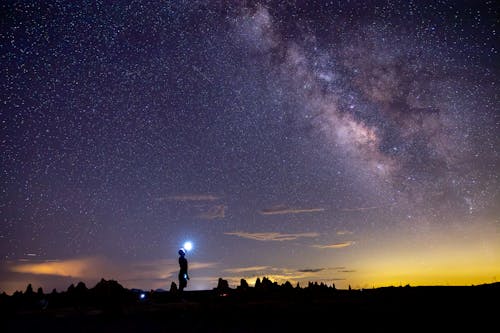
178, 248, 186, 256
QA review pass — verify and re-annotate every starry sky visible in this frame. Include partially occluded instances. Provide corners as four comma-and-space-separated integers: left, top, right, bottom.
1, 1, 499, 294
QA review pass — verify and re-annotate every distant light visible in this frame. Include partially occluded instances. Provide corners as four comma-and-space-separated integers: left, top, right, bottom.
140, 293, 146, 300
183, 241, 193, 251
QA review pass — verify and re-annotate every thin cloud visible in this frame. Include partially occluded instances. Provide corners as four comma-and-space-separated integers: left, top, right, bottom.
339, 203, 396, 212
336, 230, 354, 235
199, 205, 226, 220
298, 266, 347, 273
223, 266, 271, 274
9, 257, 109, 278
259, 205, 325, 215
312, 241, 356, 249
188, 262, 218, 270
157, 194, 220, 202
225, 231, 319, 241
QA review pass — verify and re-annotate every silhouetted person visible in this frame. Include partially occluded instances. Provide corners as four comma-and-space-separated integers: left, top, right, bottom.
178, 248, 189, 292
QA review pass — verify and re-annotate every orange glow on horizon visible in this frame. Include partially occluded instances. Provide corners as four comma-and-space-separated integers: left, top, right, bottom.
10, 258, 103, 277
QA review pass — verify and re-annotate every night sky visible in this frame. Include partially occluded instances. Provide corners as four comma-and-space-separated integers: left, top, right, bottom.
1, 1, 499, 294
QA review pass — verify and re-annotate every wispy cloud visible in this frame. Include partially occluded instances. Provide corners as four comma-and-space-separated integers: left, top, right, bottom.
156, 194, 220, 202
259, 205, 325, 215
9, 257, 108, 278
199, 205, 226, 220
297, 266, 346, 273
225, 231, 319, 241
339, 204, 395, 212
188, 262, 218, 270
223, 266, 271, 274
312, 241, 356, 249
336, 230, 354, 235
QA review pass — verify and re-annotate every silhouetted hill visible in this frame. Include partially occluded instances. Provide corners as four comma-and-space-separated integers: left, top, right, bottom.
1, 278, 498, 332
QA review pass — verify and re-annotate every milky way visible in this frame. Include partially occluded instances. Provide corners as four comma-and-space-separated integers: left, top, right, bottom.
233, 4, 498, 220
1, 1, 498, 292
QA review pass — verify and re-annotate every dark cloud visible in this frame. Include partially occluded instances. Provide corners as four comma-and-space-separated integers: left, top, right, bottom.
297, 268, 324, 273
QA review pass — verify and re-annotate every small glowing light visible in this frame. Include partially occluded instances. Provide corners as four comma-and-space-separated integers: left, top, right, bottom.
140, 293, 146, 300
183, 241, 193, 251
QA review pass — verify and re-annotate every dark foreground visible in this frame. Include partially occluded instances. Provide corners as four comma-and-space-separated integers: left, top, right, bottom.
2, 282, 498, 332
